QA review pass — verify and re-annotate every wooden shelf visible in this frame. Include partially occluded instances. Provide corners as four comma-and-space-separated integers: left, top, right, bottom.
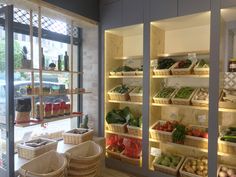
152, 103, 208, 110
109, 75, 143, 78
219, 108, 236, 113
114, 55, 143, 60
15, 113, 83, 128
106, 130, 142, 139
156, 50, 209, 58
108, 100, 143, 105
15, 68, 83, 74
152, 75, 209, 78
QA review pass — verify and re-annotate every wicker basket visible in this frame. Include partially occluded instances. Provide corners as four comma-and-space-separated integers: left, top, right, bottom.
179, 157, 205, 177
108, 85, 132, 101
62, 128, 94, 145
184, 125, 208, 149
127, 125, 142, 136
191, 88, 209, 107
106, 146, 123, 160
135, 71, 143, 76
153, 88, 177, 104
152, 154, 185, 176
218, 138, 236, 154
122, 71, 136, 76
193, 62, 209, 75
153, 63, 176, 76
219, 90, 236, 109
171, 88, 197, 105
109, 71, 122, 76
107, 123, 127, 133
17, 138, 58, 160
15, 111, 30, 124
129, 87, 143, 102
217, 164, 236, 177
18, 150, 67, 177
171, 61, 195, 75
149, 121, 172, 142
120, 151, 141, 166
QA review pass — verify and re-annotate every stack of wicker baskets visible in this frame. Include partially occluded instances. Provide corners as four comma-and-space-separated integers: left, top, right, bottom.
65, 141, 103, 177
18, 150, 67, 177
149, 121, 173, 142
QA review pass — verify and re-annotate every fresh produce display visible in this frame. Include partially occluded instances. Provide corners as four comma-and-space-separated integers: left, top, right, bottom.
218, 165, 236, 177
175, 59, 192, 69
123, 138, 142, 159
172, 124, 187, 144
155, 87, 176, 98
24, 139, 50, 148
153, 121, 179, 132
220, 127, 236, 143
136, 65, 143, 71
154, 153, 182, 169
128, 115, 142, 128
112, 65, 135, 72
107, 135, 125, 153
131, 87, 143, 94
222, 89, 236, 103
155, 58, 176, 70
106, 107, 130, 124
193, 88, 209, 101
186, 126, 208, 139
67, 129, 89, 134
182, 157, 208, 176
174, 87, 195, 99
196, 59, 209, 68
111, 84, 130, 94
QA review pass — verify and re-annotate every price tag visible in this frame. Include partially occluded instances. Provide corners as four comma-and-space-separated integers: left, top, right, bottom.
197, 115, 207, 123
150, 147, 161, 157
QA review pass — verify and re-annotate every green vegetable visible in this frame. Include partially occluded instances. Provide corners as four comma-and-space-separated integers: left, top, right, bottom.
80, 115, 89, 129
112, 85, 130, 94
155, 154, 181, 168
113, 65, 135, 72
155, 58, 175, 69
106, 107, 131, 124
155, 87, 175, 98
172, 124, 186, 143
128, 115, 142, 127
197, 59, 209, 68
174, 87, 195, 99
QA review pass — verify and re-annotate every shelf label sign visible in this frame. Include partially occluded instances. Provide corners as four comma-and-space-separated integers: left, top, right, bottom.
197, 115, 207, 123
150, 147, 161, 157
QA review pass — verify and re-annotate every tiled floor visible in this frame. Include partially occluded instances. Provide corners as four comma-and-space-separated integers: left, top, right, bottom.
103, 168, 137, 177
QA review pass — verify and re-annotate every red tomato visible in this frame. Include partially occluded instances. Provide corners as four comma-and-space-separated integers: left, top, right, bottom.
202, 132, 208, 139
192, 129, 201, 137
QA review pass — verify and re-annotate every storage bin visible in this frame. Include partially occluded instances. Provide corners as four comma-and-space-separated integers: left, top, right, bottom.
171, 88, 196, 105
193, 62, 209, 75
127, 125, 142, 136
153, 88, 177, 104
108, 85, 132, 101
65, 141, 103, 177
129, 87, 143, 102
217, 164, 236, 177
62, 128, 94, 145
152, 154, 185, 176
107, 123, 127, 133
153, 62, 176, 76
17, 138, 58, 160
120, 151, 141, 166
171, 61, 195, 75
149, 121, 172, 142
219, 90, 236, 109
18, 150, 67, 177
191, 88, 209, 107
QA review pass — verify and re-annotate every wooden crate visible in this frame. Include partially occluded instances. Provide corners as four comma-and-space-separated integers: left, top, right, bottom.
120, 151, 141, 166
129, 87, 143, 102
107, 123, 127, 133
171, 61, 195, 75
108, 85, 132, 101
184, 125, 208, 149
191, 88, 209, 107
149, 120, 173, 142
193, 62, 209, 75
219, 90, 236, 109
171, 88, 197, 105
179, 157, 205, 177
62, 128, 94, 145
218, 138, 236, 154
217, 164, 236, 177
152, 154, 185, 176
127, 125, 142, 136
153, 88, 177, 104
106, 146, 123, 160
17, 138, 58, 160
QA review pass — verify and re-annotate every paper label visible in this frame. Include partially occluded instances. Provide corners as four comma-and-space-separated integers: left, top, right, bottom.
197, 115, 207, 123
150, 147, 161, 157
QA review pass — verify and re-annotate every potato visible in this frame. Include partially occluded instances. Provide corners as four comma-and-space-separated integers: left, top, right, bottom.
227, 169, 235, 176
197, 165, 204, 171
221, 166, 228, 172
219, 171, 227, 177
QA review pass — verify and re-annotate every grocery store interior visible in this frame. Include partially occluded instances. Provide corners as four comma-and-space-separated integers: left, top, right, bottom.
1, 0, 236, 177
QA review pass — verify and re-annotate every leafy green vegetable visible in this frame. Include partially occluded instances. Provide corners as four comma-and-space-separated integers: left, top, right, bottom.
155, 87, 175, 98
106, 107, 132, 124
112, 85, 130, 94
155, 154, 181, 168
197, 59, 209, 68
128, 115, 142, 127
113, 65, 135, 72
174, 87, 195, 99
155, 58, 175, 69
172, 124, 186, 144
